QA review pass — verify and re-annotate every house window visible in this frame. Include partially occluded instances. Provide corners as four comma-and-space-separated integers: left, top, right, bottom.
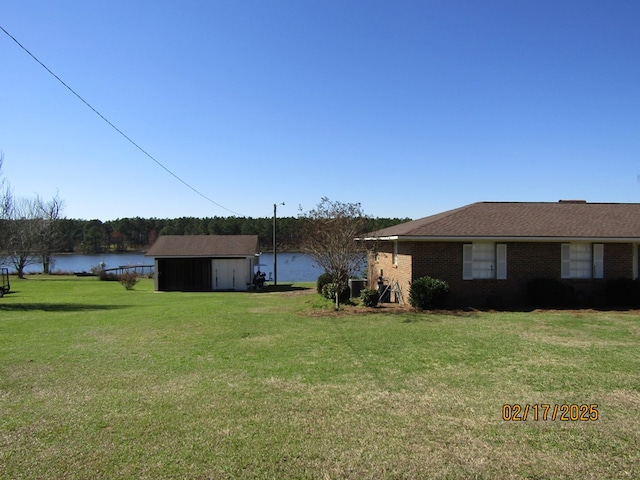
561, 243, 603, 279
463, 243, 507, 280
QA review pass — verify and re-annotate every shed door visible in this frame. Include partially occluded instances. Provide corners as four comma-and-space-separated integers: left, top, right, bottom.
212, 259, 246, 290
158, 258, 211, 291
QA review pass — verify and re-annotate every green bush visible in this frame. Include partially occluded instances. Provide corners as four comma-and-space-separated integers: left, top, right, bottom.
317, 272, 350, 303
321, 281, 350, 303
316, 272, 333, 295
98, 271, 118, 281
527, 278, 574, 308
118, 271, 140, 290
360, 287, 380, 307
409, 276, 449, 310
605, 278, 640, 307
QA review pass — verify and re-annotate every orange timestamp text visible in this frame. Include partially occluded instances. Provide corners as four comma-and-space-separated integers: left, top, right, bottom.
502, 403, 599, 421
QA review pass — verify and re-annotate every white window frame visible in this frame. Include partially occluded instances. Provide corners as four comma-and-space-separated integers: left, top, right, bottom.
561, 243, 604, 279
463, 242, 507, 280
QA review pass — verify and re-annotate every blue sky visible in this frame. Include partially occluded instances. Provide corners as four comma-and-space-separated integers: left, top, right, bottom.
1, 1, 639, 221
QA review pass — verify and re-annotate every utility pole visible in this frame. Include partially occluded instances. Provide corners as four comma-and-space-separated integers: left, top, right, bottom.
273, 202, 284, 285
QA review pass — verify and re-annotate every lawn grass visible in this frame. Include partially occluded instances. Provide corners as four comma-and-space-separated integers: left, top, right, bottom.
1, 275, 639, 479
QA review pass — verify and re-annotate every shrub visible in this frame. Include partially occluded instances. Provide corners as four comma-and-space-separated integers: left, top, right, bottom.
360, 287, 380, 307
527, 278, 574, 308
98, 271, 118, 281
605, 278, 640, 307
119, 271, 140, 290
317, 272, 350, 303
90, 264, 104, 276
316, 272, 333, 295
91, 263, 113, 281
409, 276, 449, 310
321, 281, 350, 303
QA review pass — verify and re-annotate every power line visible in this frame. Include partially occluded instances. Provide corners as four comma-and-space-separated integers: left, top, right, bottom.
0, 24, 244, 216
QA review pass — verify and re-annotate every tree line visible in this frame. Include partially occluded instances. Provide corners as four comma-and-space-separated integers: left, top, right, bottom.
0, 154, 408, 276
2, 212, 407, 278
52, 214, 409, 254
1, 153, 408, 278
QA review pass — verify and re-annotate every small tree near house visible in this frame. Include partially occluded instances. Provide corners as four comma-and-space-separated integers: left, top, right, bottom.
298, 197, 372, 309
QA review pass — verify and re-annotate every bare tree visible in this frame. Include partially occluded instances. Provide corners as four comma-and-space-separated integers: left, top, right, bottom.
3, 197, 43, 278
2, 194, 65, 278
35, 193, 65, 273
0, 152, 12, 218
0, 152, 13, 255
0, 155, 65, 276
298, 197, 371, 308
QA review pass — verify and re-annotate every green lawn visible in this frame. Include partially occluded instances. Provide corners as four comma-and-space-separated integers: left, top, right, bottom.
1, 276, 639, 479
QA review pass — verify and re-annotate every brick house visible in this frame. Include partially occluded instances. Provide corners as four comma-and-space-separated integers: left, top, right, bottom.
364, 201, 640, 309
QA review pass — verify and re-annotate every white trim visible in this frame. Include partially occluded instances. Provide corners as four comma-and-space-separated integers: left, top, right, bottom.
496, 244, 507, 280
392, 241, 398, 265
561, 244, 571, 278
462, 244, 473, 280
146, 255, 253, 259
361, 235, 640, 243
593, 243, 604, 279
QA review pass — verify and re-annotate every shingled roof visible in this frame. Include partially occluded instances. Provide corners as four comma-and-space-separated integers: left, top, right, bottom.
366, 202, 640, 240
145, 235, 259, 257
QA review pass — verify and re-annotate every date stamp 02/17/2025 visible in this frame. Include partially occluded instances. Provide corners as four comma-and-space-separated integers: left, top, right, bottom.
502, 404, 599, 421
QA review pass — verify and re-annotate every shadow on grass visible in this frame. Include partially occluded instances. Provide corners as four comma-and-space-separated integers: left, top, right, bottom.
0, 303, 129, 312
249, 284, 311, 294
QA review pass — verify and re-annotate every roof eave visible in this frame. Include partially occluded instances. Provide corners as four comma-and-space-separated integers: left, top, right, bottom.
145, 253, 255, 257
363, 235, 640, 243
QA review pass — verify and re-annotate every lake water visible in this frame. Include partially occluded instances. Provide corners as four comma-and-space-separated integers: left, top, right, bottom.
16, 252, 325, 283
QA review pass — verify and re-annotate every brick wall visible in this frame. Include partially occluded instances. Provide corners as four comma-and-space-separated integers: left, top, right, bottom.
368, 243, 409, 304
604, 243, 633, 278
369, 241, 636, 309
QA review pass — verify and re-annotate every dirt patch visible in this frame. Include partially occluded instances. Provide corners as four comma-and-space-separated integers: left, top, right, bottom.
302, 301, 483, 317
305, 302, 416, 317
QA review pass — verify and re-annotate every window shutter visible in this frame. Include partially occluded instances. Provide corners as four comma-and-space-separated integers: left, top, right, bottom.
561, 244, 571, 279
593, 244, 604, 279
463, 244, 473, 280
496, 244, 507, 279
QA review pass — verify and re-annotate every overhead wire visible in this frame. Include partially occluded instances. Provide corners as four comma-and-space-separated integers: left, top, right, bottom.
0, 24, 244, 217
